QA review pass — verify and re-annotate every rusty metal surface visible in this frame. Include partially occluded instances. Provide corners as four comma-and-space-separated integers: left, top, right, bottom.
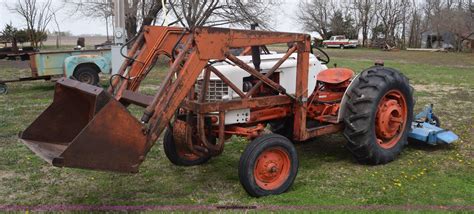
32, 49, 111, 77
20, 78, 146, 173
223, 124, 265, 139
59, 100, 146, 173
303, 124, 344, 140
249, 107, 290, 123
183, 95, 292, 113
293, 38, 312, 141
120, 90, 154, 107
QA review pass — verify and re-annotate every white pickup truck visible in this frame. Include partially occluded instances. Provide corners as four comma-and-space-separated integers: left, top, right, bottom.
322, 35, 358, 49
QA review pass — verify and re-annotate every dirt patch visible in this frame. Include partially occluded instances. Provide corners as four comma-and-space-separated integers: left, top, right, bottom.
0, 171, 16, 180
413, 84, 466, 93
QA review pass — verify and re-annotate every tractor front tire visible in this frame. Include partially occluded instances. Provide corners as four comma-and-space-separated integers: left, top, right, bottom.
343, 67, 414, 165
73, 65, 100, 86
163, 129, 211, 166
239, 134, 298, 197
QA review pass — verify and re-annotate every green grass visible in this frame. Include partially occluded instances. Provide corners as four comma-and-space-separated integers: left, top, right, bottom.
0, 48, 472, 211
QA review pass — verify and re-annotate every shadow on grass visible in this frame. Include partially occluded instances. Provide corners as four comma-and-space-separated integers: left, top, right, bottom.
296, 134, 355, 164
407, 140, 455, 152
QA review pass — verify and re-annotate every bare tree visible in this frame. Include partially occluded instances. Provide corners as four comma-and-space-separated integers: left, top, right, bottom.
408, 1, 424, 48
65, 0, 113, 40
167, 0, 280, 30
125, 0, 165, 39
65, 0, 164, 40
374, 0, 406, 47
9, 0, 58, 48
297, 0, 334, 39
400, 0, 411, 49
350, 0, 375, 47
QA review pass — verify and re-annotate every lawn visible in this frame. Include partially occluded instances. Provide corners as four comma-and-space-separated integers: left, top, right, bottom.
0, 48, 472, 212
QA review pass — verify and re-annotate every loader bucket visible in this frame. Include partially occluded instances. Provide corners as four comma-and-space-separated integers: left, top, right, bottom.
19, 78, 147, 173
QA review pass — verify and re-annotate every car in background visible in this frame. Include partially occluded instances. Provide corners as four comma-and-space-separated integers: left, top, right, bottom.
322, 35, 358, 49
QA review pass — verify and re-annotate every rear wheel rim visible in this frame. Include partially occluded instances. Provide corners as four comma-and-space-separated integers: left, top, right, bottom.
254, 147, 291, 190
375, 90, 407, 149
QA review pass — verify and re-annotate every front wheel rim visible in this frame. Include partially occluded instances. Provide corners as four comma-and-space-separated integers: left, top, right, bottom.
78, 73, 94, 84
375, 90, 408, 149
254, 147, 291, 190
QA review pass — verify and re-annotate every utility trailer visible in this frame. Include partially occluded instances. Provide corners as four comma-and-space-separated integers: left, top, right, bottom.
0, 49, 111, 94
19, 26, 457, 197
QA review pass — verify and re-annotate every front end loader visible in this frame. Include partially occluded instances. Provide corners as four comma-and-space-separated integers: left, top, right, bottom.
19, 26, 457, 197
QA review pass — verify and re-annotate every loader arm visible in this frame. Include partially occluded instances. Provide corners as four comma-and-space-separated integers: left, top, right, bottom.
110, 26, 311, 147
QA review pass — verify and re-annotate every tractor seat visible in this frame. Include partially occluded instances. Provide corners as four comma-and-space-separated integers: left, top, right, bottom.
317, 68, 355, 84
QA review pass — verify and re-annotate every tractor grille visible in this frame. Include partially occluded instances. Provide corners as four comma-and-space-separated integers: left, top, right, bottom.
195, 80, 229, 102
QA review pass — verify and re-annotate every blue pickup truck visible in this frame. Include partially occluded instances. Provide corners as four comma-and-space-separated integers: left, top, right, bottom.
29, 49, 112, 85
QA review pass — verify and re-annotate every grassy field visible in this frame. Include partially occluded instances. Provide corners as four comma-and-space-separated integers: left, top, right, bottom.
0, 48, 472, 212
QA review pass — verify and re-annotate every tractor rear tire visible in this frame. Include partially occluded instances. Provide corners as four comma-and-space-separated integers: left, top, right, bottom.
73, 65, 100, 86
163, 129, 211, 166
343, 67, 414, 165
239, 134, 298, 197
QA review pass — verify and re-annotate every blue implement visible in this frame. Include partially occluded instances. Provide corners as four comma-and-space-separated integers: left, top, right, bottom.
408, 122, 459, 145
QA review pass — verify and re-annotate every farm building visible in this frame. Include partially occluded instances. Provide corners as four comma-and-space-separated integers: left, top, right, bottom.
421, 31, 456, 49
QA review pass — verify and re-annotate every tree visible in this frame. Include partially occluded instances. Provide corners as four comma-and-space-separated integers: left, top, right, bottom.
344, 13, 359, 39
167, 0, 281, 29
330, 10, 345, 35
15, 29, 30, 45
0, 25, 32, 51
65, 0, 113, 40
374, 0, 407, 47
125, 0, 165, 39
297, 0, 334, 39
350, 0, 375, 47
1, 24, 19, 51
9, 0, 57, 48
328, 10, 357, 38
66, 0, 280, 40
65, 0, 165, 40
408, 3, 423, 48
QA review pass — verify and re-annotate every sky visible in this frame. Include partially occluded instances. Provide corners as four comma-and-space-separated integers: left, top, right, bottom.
0, 0, 302, 36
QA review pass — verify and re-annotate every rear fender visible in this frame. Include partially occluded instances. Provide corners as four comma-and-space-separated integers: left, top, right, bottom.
336, 73, 361, 123
64, 55, 111, 78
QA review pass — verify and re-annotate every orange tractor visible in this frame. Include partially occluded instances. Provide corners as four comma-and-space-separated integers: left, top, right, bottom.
20, 26, 414, 197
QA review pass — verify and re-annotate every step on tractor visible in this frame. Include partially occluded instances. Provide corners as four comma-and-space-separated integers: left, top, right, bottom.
19, 26, 458, 197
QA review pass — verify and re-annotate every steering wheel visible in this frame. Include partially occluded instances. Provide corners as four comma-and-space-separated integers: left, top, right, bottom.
311, 46, 330, 65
